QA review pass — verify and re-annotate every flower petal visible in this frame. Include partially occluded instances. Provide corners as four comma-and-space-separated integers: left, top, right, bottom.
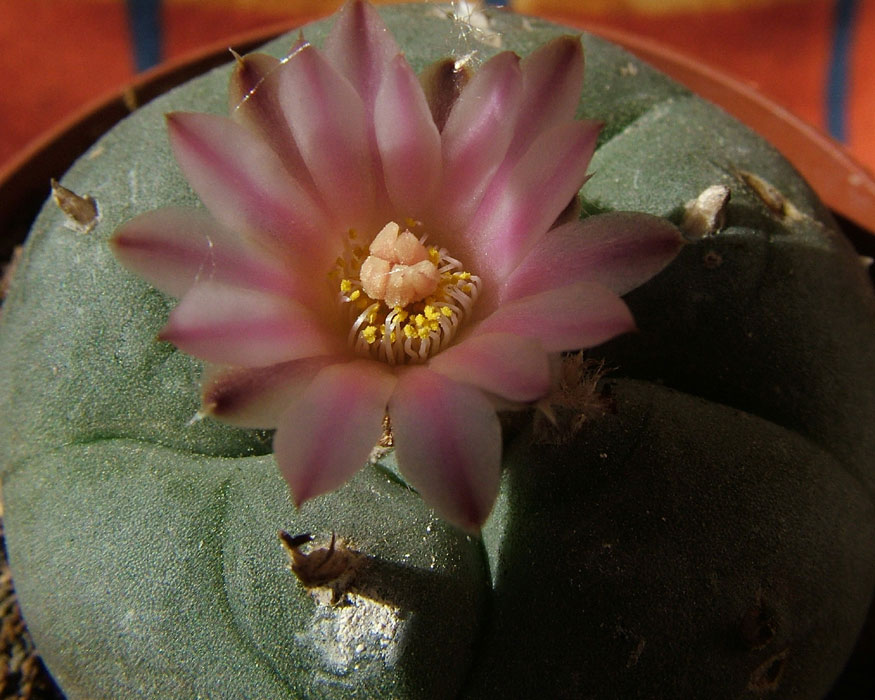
323, 0, 400, 114
469, 119, 600, 279
228, 51, 279, 112
479, 36, 585, 210
474, 282, 635, 352
111, 207, 297, 299
503, 213, 685, 301
201, 356, 338, 428
159, 282, 340, 367
438, 51, 523, 230
228, 46, 317, 194
390, 368, 501, 532
166, 112, 332, 264
274, 360, 397, 505
506, 35, 585, 166
419, 57, 471, 132
375, 54, 442, 214
277, 44, 377, 227
428, 332, 550, 403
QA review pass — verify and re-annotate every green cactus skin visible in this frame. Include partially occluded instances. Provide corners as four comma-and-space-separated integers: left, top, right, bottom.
473, 380, 875, 699
0, 5, 873, 699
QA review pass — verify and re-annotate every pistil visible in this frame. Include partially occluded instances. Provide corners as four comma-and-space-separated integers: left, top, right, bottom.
360, 222, 440, 307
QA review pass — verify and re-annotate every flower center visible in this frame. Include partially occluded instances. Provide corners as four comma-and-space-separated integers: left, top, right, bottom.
332, 221, 481, 365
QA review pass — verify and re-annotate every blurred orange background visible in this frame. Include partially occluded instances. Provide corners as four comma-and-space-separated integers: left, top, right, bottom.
0, 0, 872, 179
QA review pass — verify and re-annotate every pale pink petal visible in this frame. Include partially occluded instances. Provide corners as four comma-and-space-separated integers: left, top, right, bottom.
228, 46, 317, 194
480, 36, 585, 207
503, 213, 685, 302
274, 360, 397, 505
506, 35, 584, 167
389, 368, 501, 532
159, 282, 340, 367
111, 207, 297, 299
200, 356, 339, 428
428, 332, 550, 403
469, 119, 600, 279
166, 112, 333, 264
323, 0, 400, 114
473, 282, 635, 352
438, 52, 523, 229
375, 54, 442, 214
277, 44, 377, 227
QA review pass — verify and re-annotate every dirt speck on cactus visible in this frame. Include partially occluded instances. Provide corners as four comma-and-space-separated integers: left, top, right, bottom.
50, 178, 99, 233
625, 636, 646, 669
703, 250, 724, 269
748, 648, 790, 693
619, 61, 639, 77
85, 144, 105, 161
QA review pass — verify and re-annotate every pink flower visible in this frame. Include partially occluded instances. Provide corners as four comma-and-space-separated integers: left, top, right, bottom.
111, 1, 682, 531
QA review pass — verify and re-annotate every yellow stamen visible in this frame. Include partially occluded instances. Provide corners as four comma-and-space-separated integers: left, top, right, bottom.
333, 222, 481, 365
362, 326, 378, 344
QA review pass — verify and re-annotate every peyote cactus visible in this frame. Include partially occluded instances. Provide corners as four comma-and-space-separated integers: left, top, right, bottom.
0, 3, 873, 700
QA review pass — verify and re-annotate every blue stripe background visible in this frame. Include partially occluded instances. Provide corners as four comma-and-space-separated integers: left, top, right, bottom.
827, 0, 858, 142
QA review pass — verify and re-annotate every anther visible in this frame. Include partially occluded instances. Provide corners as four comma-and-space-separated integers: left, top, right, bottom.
332, 222, 481, 365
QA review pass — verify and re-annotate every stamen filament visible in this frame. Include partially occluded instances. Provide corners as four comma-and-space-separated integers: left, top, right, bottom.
331, 226, 481, 365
